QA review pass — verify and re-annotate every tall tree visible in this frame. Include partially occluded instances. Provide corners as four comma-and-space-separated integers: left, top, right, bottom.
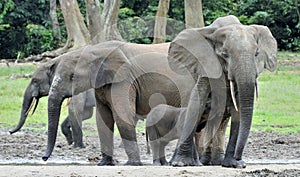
153, 0, 170, 44
100, 0, 124, 42
56, 0, 91, 54
86, 0, 103, 44
49, 0, 61, 46
184, 0, 204, 28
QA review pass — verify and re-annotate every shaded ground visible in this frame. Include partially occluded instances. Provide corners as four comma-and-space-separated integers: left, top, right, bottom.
0, 125, 300, 176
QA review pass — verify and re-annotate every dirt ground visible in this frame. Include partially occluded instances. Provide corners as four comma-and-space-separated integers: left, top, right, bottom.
0, 126, 300, 176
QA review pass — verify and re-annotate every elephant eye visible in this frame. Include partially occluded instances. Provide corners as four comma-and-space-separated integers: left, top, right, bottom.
221, 51, 229, 59
255, 48, 260, 57
70, 73, 74, 81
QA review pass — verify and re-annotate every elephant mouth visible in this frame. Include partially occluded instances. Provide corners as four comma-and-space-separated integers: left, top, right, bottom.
25, 97, 39, 116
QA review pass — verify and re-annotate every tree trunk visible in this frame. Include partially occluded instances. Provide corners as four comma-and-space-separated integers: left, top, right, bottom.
56, 0, 91, 54
184, 0, 204, 28
49, 0, 61, 45
100, 0, 124, 42
153, 0, 170, 44
86, 0, 103, 44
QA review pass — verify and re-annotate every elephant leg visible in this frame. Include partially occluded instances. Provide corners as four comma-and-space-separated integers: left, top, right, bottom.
158, 142, 168, 166
195, 129, 212, 165
71, 104, 94, 148
150, 141, 161, 165
95, 99, 115, 166
69, 101, 85, 148
210, 116, 230, 165
61, 116, 73, 145
222, 107, 240, 168
192, 140, 202, 166
111, 83, 142, 166
171, 77, 210, 166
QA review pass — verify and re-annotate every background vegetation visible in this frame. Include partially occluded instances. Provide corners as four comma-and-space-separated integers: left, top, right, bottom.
0, 0, 299, 59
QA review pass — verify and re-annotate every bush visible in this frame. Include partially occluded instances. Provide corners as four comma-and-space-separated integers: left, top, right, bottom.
25, 24, 56, 57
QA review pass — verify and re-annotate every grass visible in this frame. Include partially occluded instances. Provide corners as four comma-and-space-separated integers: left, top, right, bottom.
252, 64, 300, 133
0, 51, 299, 134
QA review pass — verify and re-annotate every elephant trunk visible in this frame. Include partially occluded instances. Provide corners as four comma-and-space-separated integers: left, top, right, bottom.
42, 94, 63, 161
9, 86, 38, 134
234, 75, 255, 160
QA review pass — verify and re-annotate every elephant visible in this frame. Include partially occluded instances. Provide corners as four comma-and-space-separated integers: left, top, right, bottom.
9, 57, 95, 148
40, 40, 198, 165
41, 15, 246, 165
167, 15, 277, 168
145, 104, 208, 166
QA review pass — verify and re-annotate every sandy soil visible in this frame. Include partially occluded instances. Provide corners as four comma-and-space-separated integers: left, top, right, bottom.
0, 126, 300, 176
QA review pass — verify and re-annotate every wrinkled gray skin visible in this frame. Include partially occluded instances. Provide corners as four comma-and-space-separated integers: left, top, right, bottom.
42, 41, 197, 165
9, 58, 95, 148
146, 104, 207, 166
168, 15, 277, 168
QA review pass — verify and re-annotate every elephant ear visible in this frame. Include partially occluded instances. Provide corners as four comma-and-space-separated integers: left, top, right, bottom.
89, 47, 131, 88
168, 27, 222, 79
251, 25, 278, 73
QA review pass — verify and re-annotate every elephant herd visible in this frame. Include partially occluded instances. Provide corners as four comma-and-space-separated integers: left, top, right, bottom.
9, 15, 277, 168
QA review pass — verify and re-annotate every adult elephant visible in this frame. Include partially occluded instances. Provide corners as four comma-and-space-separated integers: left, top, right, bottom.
9, 57, 95, 148
168, 16, 277, 168
41, 41, 197, 165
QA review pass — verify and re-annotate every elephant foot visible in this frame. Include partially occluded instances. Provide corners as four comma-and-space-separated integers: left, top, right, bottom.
222, 158, 246, 168
236, 160, 246, 168
160, 157, 169, 166
153, 157, 169, 166
200, 154, 211, 165
67, 138, 73, 145
210, 153, 224, 165
73, 142, 85, 148
97, 154, 115, 166
171, 154, 197, 167
124, 161, 143, 166
153, 159, 162, 166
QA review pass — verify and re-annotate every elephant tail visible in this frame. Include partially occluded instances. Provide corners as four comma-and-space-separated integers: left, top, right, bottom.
146, 129, 150, 155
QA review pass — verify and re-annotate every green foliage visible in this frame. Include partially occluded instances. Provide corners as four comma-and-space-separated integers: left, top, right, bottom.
25, 24, 56, 57
0, 0, 54, 59
1, 0, 299, 59
235, 0, 300, 51
0, 0, 14, 30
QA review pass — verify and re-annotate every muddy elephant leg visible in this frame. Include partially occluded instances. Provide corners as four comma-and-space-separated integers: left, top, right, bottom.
222, 107, 240, 168
95, 98, 115, 166
61, 116, 73, 145
171, 77, 210, 166
111, 83, 142, 166
210, 116, 230, 165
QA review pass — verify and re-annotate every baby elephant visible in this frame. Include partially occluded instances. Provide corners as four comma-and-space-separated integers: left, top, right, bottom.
146, 104, 207, 165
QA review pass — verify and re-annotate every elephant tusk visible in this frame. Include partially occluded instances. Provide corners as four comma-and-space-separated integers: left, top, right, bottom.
230, 81, 239, 112
31, 98, 39, 115
66, 98, 72, 107
255, 79, 259, 101
25, 97, 36, 116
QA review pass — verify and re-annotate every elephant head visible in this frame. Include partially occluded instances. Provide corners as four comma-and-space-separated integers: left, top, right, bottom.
9, 58, 60, 134
168, 17, 277, 167
42, 40, 130, 160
